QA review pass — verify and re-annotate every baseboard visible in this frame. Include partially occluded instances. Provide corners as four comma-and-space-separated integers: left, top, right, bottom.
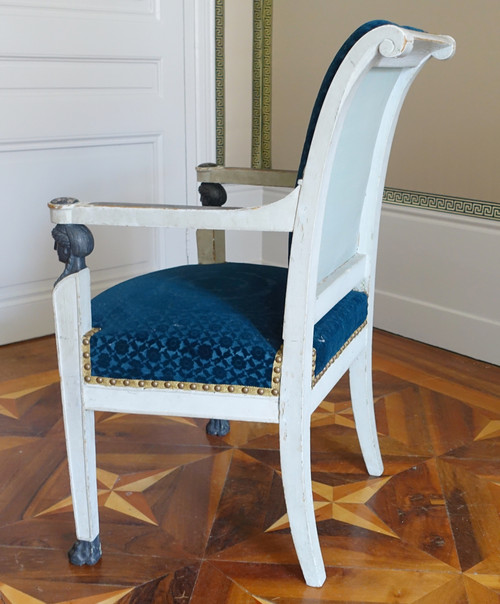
375, 204, 500, 365
374, 289, 500, 365
0, 263, 156, 345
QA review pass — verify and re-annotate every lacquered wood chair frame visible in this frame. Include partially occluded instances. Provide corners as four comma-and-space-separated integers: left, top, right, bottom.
49, 24, 454, 587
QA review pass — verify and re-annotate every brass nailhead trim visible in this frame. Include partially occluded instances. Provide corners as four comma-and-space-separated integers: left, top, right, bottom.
82, 333, 284, 398
83, 323, 367, 396
312, 321, 367, 387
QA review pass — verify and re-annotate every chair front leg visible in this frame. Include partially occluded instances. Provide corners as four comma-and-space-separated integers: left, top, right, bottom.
52, 230, 102, 565
62, 398, 101, 565
197, 182, 230, 438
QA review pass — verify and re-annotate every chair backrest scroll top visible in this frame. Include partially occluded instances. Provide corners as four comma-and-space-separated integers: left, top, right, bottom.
282, 23, 455, 393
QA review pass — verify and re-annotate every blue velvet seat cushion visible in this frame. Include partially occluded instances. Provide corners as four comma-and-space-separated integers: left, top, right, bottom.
89, 262, 367, 388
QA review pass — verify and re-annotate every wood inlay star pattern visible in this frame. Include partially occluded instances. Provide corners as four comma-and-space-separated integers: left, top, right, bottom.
0, 371, 59, 420
1, 331, 500, 602
0, 582, 134, 604
265, 476, 395, 537
36, 467, 177, 525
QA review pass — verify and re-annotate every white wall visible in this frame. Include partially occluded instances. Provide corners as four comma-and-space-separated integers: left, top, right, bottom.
376, 205, 500, 365
0, 0, 215, 344
227, 186, 499, 366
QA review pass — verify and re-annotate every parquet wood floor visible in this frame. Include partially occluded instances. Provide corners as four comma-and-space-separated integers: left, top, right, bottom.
1, 330, 500, 603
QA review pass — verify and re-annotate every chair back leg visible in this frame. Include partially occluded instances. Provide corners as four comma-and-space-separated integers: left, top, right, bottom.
349, 335, 384, 477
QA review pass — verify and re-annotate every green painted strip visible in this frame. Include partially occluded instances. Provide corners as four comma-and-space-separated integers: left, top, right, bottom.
215, 0, 225, 166
252, 0, 272, 169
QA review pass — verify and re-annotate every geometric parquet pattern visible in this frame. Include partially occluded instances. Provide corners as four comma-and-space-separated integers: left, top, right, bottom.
1, 330, 500, 603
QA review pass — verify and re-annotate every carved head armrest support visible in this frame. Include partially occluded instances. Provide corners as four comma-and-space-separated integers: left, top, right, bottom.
51, 198, 94, 286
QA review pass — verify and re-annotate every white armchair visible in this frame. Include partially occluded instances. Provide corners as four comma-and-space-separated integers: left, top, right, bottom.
49, 21, 454, 587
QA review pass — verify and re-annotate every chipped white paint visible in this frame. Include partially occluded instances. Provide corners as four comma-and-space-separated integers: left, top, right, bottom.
49, 185, 300, 232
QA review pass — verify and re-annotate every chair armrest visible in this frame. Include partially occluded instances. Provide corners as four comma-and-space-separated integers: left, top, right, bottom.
49, 186, 300, 232
197, 165, 297, 188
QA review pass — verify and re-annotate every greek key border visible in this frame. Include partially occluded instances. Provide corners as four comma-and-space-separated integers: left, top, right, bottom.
252, 0, 273, 169
383, 187, 500, 222
214, 0, 272, 168
215, 0, 225, 165
214, 7, 499, 223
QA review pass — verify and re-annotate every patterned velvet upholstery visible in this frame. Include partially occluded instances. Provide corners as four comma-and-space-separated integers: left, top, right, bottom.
88, 263, 367, 392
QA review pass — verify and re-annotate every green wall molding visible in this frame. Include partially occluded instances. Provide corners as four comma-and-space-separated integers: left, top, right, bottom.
251, 0, 273, 169
383, 188, 500, 222
215, 0, 225, 165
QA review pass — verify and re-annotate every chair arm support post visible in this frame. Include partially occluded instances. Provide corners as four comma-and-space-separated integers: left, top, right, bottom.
197, 177, 228, 264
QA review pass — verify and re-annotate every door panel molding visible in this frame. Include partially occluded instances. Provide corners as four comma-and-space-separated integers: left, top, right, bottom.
0, 0, 216, 343
0, 0, 157, 17
0, 56, 161, 94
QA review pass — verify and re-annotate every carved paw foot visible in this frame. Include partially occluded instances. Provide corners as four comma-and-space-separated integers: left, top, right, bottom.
68, 535, 102, 566
206, 418, 230, 436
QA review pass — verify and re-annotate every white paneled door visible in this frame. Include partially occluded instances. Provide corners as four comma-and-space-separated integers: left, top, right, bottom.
0, 0, 211, 343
